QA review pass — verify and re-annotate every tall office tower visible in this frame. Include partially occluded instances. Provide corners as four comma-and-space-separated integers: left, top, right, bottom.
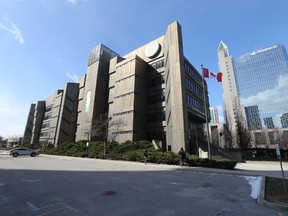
264, 117, 274, 129
217, 42, 241, 143
218, 42, 288, 145
244, 106, 262, 130
209, 107, 219, 123
108, 21, 209, 152
23, 83, 79, 146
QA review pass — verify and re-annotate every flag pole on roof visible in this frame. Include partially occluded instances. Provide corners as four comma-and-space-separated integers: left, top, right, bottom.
201, 64, 211, 160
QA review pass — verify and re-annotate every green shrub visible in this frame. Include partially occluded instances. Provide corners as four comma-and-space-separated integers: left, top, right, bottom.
43, 140, 237, 170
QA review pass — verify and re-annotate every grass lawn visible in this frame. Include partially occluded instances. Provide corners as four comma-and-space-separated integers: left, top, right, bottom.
265, 177, 288, 206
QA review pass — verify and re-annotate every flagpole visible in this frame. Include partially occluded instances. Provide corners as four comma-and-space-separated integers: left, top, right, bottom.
201, 64, 211, 159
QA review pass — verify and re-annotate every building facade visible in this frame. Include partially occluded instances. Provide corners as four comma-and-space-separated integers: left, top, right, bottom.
218, 42, 288, 147
23, 21, 209, 153
23, 83, 79, 146
209, 107, 219, 123
75, 44, 119, 141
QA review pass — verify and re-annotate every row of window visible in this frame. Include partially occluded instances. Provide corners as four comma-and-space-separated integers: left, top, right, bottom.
45, 106, 52, 112
183, 61, 202, 84
147, 93, 165, 105
185, 77, 203, 97
147, 111, 165, 122
114, 110, 134, 116
112, 130, 134, 134
151, 59, 164, 70
43, 114, 51, 120
115, 74, 134, 83
115, 91, 134, 99
42, 123, 50, 128
147, 75, 165, 88
186, 93, 204, 112
40, 132, 49, 137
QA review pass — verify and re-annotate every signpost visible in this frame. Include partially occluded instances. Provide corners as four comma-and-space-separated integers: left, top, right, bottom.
273, 132, 288, 199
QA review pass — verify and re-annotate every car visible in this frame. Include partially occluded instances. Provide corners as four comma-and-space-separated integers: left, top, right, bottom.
9, 147, 39, 157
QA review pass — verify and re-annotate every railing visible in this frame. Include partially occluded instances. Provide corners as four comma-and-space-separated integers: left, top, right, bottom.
197, 139, 234, 160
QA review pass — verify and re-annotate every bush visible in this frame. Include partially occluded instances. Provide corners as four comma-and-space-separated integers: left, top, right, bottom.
43, 140, 237, 170
186, 156, 237, 170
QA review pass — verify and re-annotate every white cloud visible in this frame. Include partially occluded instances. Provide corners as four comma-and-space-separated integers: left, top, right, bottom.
240, 74, 288, 113
66, 71, 79, 82
0, 16, 25, 44
240, 74, 288, 127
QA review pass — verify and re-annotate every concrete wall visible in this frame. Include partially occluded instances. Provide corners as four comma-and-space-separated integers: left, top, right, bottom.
31, 101, 45, 144
55, 83, 79, 146
22, 104, 36, 144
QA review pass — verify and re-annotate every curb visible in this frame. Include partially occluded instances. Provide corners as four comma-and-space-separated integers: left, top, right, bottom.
258, 176, 288, 211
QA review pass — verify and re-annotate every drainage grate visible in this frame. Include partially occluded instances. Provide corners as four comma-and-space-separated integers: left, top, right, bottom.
101, 191, 117, 196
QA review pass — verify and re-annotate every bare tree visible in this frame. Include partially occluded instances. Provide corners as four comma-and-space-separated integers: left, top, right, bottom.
222, 106, 252, 149
235, 110, 252, 149
220, 111, 235, 148
220, 123, 234, 148
91, 114, 125, 155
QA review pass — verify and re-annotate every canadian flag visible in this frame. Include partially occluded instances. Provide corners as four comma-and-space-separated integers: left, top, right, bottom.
202, 68, 222, 82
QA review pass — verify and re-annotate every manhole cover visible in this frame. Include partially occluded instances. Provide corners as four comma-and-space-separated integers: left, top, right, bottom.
101, 191, 117, 196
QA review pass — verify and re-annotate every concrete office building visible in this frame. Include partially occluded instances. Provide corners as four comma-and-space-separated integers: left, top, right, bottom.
218, 42, 288, 147
23, 83, 79, 146
23, 21, 209, 153
107, 21, 209, 152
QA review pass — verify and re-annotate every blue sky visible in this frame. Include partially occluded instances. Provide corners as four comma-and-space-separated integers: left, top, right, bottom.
1, 0, 288, 138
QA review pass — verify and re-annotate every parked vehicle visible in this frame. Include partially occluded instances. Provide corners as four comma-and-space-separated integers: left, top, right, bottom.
9, 147, 39, 157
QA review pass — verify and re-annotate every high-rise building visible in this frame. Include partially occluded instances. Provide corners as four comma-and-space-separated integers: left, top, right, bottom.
218, 42, 288, 146
23, 21, 210, 153
281, 113, 288, 128
209, 107, 219, 123
244, 105, 262, 130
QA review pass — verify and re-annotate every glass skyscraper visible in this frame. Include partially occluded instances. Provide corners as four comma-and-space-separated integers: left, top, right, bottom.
233, 44, 288, 129
218, 42, 288, 147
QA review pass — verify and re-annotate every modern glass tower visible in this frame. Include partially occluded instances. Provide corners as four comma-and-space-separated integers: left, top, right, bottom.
218, 42, 288, 146
233, 44, 288, 129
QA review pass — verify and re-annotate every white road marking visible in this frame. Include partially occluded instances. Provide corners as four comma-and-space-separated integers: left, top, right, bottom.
22, 179, 41, 183
26, 201, 78, 214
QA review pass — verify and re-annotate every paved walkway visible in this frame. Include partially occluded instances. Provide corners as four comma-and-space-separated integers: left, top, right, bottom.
145, 159, 288, 179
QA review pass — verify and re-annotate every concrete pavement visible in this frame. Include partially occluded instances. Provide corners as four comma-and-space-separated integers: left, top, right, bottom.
1, 151, 287, 214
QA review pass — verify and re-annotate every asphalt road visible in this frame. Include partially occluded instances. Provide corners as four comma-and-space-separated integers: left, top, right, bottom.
0, 153, 287, 216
